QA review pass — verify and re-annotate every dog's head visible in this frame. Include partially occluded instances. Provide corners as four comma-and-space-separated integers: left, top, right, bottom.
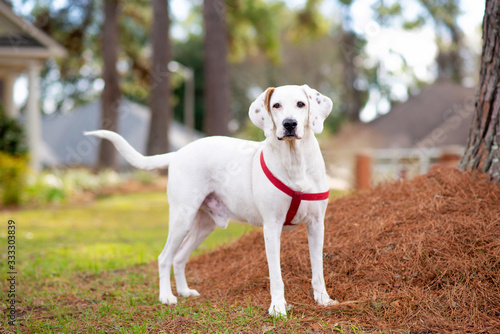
249, 85, 332, 140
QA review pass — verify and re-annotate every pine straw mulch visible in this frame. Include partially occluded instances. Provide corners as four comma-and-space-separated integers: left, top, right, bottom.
184, 167, 500, 333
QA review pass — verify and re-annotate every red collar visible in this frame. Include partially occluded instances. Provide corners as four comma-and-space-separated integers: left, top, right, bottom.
260, 151, 330, 226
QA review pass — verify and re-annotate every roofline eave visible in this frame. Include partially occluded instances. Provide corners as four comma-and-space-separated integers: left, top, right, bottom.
0, 2, 68, 59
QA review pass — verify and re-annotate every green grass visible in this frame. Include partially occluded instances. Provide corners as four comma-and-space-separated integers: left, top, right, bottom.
0, 192, 255, 280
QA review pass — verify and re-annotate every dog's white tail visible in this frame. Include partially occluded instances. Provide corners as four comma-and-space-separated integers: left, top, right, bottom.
84, 130, 175, 170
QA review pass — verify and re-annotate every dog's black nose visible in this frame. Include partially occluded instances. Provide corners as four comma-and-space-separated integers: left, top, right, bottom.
283, 119, 297, 132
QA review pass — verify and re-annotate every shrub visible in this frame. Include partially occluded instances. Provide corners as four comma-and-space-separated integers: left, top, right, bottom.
129, 169, 157, 185
0, 151, 28, 206
0, 114, 29, 206
0, 113, 27, 155
24, 172, 66, 205
22, 169, 125, 205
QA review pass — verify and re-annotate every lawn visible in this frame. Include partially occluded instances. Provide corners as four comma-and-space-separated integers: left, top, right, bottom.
0, 192, 258, 333
0, 192, 256, 279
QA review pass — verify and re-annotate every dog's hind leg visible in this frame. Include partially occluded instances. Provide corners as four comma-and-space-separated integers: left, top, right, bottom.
158, 203, 199, 305
173, 209, 216, 298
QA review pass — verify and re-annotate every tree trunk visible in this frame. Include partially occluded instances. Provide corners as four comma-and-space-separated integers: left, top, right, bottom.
203, 0, 230, 136
98, 0, 121, 170
147, 0, 171, 155
340, 31, 363, 122
460, 0, 500, 181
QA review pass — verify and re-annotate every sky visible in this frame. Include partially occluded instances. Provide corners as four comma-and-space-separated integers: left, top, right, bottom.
13, 0, 486, 122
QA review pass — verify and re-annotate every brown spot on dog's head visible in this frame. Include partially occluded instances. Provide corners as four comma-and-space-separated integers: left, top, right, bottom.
255, 108, 261, 114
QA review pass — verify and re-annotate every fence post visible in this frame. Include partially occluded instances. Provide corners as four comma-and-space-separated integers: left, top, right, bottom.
439, 146, 463, 169
355, 151, 372, 191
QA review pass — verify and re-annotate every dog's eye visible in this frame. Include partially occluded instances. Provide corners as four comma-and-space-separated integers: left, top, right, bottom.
273, 103, 281, 109
297, 101, 305, 108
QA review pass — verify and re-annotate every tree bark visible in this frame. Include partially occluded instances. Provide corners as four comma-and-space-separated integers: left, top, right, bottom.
460, 0, 500, 181
98, 0, 121, 170
147, 0, 172, 155
340, 31, 363, 122
203, 0, 231, 136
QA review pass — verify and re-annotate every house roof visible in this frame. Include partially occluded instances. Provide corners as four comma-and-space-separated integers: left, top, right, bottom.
41, 99, 202, 168
369, 80, 476, 148
0, 2, 67, 60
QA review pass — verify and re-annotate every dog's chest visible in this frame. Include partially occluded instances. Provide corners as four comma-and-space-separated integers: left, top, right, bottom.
291, 199, 324, 225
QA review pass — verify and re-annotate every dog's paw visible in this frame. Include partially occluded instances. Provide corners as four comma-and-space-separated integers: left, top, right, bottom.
316, 296, 339, 306
268, 303, 287, 318
320, 298, 339, 306
177, 288, 200, 298
159, 294, 178, 305
314, 291, 339, 306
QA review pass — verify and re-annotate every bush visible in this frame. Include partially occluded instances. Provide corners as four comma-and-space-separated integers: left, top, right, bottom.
0, 114, 29, 206
0, 113, 27, 155
58, 168, 122, 192
24, 172, 66, 205
23, 169, 123, 205
0, 151, 28, 206
129, 169, 157, 185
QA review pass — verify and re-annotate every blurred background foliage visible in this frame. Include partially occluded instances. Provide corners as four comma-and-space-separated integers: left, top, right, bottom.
10, 0, 478, 135
0, 113, 28, 205
0, 0, 482, 204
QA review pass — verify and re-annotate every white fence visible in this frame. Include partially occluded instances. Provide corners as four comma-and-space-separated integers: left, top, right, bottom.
371, 146, 464, 185
321, 146, 464, 190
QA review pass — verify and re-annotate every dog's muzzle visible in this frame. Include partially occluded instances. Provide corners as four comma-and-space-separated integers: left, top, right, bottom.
279, 118, 298, 140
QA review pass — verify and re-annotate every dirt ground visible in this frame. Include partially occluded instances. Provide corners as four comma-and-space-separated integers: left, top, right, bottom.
186, 167, 500, 333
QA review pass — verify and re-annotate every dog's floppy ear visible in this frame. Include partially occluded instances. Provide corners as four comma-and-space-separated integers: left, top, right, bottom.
302, 84, 332, 134
249, 87, 275, 137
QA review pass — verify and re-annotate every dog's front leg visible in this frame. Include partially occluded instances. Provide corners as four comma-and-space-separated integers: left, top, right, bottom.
307, 221, 339, 306
263, 223, 287, 317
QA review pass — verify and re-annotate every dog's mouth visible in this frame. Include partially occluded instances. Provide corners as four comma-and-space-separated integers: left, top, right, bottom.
277, 134, 301, 141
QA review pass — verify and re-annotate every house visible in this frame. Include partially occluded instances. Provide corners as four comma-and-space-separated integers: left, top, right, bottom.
41, 99, 201, 169
0, 1, 67, 170
369, 80, 476, 149
324, 80, 476, 188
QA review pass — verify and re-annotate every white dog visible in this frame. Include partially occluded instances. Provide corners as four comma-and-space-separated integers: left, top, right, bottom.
85, 84, 338, 316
